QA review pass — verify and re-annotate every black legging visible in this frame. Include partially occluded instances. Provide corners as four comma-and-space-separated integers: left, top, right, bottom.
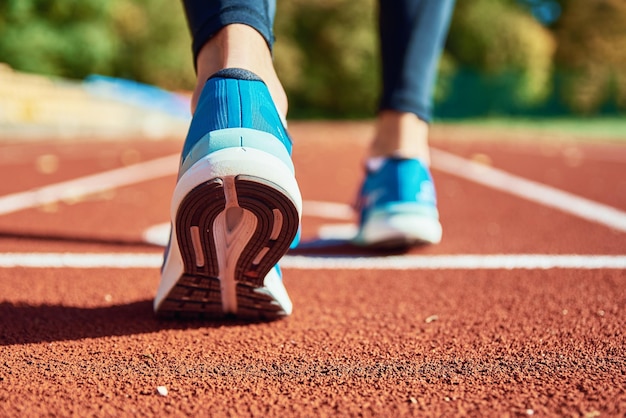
182, 0, 455, 122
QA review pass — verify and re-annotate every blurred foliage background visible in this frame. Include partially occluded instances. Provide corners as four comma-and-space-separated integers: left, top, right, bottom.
0, 0, 625, 118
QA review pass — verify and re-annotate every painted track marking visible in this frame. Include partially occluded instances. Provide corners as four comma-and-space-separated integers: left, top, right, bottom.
431, 148, 626, 233
0, 154, 180, 216
303, 200, 354, 220
0, 253, 624, 270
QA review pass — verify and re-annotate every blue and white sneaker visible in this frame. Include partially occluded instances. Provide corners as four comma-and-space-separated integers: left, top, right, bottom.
154, 69, 302, 319
353, 157, 442, 248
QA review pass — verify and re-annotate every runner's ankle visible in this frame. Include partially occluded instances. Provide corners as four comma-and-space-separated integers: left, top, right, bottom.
369, 110, 431, 164
191, 24, 288, 117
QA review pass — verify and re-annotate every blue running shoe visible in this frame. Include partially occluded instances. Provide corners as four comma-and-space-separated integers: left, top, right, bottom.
154, 69, 302, 319
353, 158, 442, 248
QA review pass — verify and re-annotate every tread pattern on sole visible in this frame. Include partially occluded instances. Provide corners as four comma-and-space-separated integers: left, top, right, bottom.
235, 176, 299, 287
157, 175, 298, 320
176, 178, 224, 277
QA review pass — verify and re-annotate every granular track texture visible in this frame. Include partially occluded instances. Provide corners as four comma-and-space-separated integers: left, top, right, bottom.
0, 269, 624, 417
0, 124, 624, 416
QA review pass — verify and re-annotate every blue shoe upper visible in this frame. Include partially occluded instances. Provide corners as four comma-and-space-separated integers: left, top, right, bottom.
180, 68, 293, 172
177, 68, 300, 250
357, 158, 439, 225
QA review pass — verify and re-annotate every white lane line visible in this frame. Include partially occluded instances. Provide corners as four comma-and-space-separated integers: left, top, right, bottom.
431, 148, 626, 233
0, 253, 164, 268
318, 223, 358, 240
303, 200, 354, 220
0, 154, 180, 216
142, 222, 171, 246
281, 254, 626, 270
0, 253, 624, 270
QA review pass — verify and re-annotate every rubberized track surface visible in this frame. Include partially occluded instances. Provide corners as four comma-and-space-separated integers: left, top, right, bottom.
0, 122, 624, 416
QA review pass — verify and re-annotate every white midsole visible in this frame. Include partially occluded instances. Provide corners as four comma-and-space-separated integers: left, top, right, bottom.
355, 213, 442, 245
154, 147, 302, 312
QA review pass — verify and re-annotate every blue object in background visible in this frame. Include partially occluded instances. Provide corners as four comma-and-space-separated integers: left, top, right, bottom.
84, 75, 191, 121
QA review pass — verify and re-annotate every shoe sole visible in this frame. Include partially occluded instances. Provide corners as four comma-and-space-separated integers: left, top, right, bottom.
155, 147, 301, 320
354, 211, 442, 249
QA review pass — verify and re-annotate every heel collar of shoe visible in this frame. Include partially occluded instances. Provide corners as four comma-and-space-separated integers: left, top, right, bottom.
208, 68, 263, 82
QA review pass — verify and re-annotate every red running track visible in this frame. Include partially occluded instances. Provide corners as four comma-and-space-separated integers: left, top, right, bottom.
0, 122, 624, 416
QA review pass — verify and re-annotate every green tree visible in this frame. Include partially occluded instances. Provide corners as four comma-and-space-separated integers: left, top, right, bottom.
108, 0, 194, 90
274, 0, 379, 118
554, 0, 626, 113
446, 0, 556, 106
0, 0, 194, 89
0, 0, 117, 77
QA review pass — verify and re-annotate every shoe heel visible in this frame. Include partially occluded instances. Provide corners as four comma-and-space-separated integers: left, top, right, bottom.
156, 152, 300, 318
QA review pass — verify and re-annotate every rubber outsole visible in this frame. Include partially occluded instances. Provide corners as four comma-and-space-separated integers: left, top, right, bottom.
156, 175, 299, 320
